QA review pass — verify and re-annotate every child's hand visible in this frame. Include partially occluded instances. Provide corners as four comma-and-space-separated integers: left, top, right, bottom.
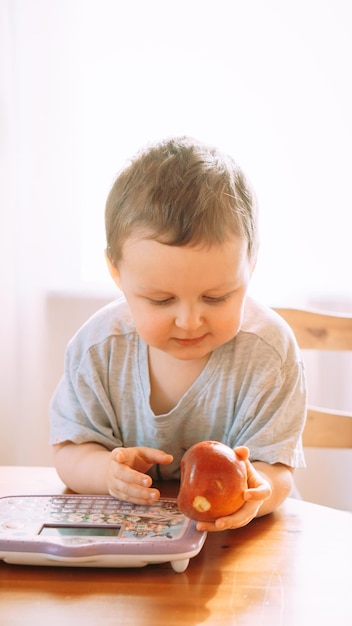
107, 446, 173, 504
195, 456, 272, 532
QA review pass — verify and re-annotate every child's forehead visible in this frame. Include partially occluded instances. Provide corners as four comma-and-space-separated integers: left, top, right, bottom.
119, 234, 251, 279
118, 236, 252, 294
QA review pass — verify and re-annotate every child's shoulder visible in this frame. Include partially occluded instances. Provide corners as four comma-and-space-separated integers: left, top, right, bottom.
240, 297, 298, 359
68, 294, 135, 351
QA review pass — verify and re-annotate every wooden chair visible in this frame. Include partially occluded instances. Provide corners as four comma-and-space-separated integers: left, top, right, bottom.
273, 307, 352, 449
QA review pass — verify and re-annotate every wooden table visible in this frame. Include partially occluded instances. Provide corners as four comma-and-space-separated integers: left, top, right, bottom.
0, 467, 351, 626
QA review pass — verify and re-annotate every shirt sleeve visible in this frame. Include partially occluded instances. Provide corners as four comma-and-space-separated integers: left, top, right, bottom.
49, 339, 122, 451
225, 333, 307, 469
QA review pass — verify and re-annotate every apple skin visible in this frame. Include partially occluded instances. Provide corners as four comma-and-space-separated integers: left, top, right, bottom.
177, 441, 248, 522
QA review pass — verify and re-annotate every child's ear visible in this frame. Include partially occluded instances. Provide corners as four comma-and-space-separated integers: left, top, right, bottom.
105, 251, 122, 289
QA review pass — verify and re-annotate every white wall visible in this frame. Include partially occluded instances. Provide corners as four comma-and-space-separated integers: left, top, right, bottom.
294, 450, 352, 512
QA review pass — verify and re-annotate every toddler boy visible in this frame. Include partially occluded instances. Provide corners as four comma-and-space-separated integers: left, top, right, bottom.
50, 136, 306, 531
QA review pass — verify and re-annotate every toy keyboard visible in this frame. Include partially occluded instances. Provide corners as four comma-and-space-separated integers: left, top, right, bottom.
0, 494, 207, 572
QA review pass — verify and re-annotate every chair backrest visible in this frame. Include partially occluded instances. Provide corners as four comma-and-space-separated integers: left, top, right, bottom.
273, 307, 352, 448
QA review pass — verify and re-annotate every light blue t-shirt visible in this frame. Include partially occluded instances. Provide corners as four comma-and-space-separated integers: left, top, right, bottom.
49, 296, 306, 479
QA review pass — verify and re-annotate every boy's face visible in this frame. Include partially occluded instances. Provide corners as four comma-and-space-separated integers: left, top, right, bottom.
108, 235, 255, 362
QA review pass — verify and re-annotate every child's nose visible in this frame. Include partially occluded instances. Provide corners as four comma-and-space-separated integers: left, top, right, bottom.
175, 305, 203, 330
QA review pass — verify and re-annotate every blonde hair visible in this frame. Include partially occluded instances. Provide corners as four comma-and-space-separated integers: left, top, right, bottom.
105, 136, 258, 265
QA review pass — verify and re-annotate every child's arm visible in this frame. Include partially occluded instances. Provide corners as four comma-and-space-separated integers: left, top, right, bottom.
53, 441, 173, 503
195, 459, 293, 532
248, 460, 294, 517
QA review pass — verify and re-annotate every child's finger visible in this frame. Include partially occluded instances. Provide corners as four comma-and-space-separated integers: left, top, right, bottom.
138, 447, 173, 466
243, 483, 271, 501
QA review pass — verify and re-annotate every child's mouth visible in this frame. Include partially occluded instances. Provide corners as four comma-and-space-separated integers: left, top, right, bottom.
174, 335, 207, 346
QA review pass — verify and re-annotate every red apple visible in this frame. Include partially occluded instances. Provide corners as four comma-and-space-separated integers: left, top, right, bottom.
177, 441, 248, 521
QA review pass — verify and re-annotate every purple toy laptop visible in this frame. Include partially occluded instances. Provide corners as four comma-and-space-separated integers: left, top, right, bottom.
0, 494, 207, 572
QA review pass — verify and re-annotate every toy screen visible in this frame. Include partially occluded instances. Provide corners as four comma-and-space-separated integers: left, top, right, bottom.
39, 525, 120, 537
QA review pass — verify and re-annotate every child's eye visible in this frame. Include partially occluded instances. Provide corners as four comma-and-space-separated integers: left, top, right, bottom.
148, 297, 175, 306
203, 293, 231, 304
